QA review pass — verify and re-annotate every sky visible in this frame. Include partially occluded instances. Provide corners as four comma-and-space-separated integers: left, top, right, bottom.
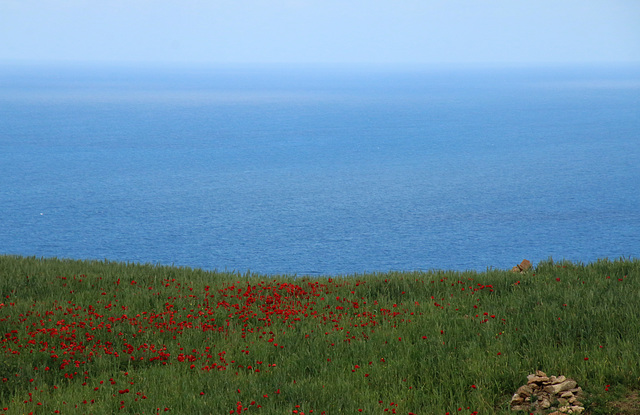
1, 0, 639, 66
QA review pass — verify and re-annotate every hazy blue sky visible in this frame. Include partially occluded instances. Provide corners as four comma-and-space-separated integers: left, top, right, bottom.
1, 0, 639, 66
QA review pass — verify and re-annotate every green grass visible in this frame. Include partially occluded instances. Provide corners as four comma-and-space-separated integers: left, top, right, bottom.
1, 255, 639, 414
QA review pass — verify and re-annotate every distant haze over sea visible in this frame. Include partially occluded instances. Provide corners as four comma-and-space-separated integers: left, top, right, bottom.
1, 64, 638, 275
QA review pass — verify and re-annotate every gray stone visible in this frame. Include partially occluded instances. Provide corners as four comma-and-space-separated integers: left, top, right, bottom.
510, 393, 524, 404
512, 373, 585, 413
516, 384, 533, 397
552, 375, 567, 384
544, 379, 577, 395
571, 386, 583, 396
527, 375, 549, 384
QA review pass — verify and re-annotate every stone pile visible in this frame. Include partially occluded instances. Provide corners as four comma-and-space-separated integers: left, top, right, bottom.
510, 371, 586, 414
511, 259, 532, 273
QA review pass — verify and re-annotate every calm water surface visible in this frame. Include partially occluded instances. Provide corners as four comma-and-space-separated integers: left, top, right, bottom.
1, 64, 639, 275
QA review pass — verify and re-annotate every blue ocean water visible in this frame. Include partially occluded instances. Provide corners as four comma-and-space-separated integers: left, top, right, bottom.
1, 63, 639, 275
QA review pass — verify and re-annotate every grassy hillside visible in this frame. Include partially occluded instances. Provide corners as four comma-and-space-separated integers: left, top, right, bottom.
1, 255, 639, 414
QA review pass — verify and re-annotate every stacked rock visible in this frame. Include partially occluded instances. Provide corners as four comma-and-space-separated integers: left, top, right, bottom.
511, 259, 532, 273
510, 371, 585, 414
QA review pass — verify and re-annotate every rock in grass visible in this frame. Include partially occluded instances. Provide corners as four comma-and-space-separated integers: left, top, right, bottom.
544, 380, 578, 395
511, 259, 532, 273
516, 385, 533, 397
552, 375, 567, 384
527, 375, 550, 384
511, 373, 585, 413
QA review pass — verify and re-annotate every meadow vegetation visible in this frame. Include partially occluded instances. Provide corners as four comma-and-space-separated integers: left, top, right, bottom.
1, 255, 639, 414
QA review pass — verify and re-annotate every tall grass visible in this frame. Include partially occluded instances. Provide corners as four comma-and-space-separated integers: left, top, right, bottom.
1, 255, 638, 414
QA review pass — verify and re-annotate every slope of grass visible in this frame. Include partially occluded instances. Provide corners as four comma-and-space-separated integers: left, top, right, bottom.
1, 255, 639, 414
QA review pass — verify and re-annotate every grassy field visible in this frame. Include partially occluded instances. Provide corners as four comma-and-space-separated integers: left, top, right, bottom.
1, 255, 639, 415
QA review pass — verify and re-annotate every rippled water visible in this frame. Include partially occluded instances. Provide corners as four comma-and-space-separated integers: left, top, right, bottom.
1, 64, 639, 275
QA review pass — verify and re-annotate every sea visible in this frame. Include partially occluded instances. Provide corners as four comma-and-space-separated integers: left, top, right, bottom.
1, 63, 639, 276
